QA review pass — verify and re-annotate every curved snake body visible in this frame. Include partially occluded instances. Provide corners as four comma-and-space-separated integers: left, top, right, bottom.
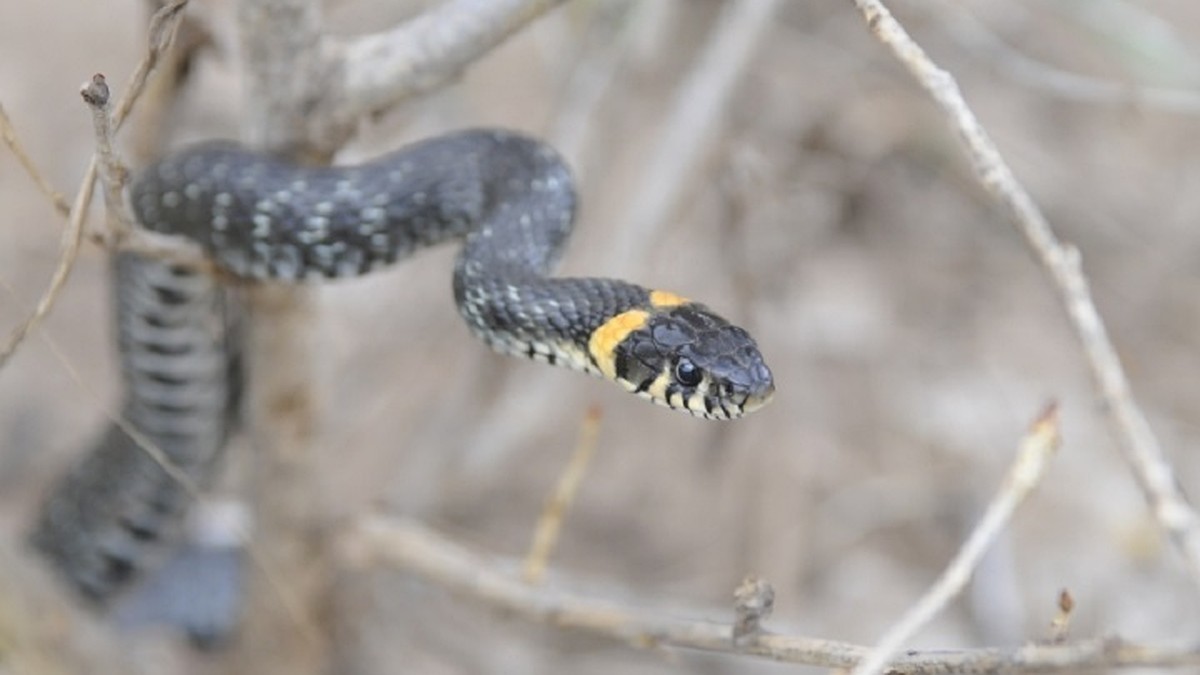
32, 254, 240, 602
131, 129, 775, 418
33, 129, 773, 609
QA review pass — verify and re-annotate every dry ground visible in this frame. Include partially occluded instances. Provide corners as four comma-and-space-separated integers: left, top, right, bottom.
2, 0, 1200, 673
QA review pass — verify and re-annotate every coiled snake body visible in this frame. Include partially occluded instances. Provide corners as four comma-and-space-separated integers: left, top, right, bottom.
33, 129, 774, 609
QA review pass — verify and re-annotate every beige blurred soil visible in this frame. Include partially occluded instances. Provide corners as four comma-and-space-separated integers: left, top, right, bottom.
3, 1, 1200, 673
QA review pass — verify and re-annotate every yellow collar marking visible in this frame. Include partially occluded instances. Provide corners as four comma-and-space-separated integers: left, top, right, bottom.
649, 289, 689, 308
588, 309, 649, 380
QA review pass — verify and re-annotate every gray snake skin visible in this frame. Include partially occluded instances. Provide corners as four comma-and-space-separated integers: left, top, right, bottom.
32, 129, 774, 619
32, 254, 240, 603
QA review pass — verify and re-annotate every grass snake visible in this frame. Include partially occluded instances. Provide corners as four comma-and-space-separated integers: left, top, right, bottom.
32, 128, 775, 623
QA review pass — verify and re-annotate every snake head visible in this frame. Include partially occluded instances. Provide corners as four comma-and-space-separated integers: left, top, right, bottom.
590, 300, 775, 420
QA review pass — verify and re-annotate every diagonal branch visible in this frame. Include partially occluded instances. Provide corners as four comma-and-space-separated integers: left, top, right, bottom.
849, 0, 1200, 594
342, 513, 1200, 673
853, 405, 1062, 675
313, 0, 570, 149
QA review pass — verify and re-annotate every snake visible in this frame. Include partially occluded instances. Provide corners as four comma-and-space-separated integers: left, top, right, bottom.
31, 129, 774, 617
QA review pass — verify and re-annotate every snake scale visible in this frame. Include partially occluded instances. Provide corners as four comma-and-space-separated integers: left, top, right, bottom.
32, 129, 774, 614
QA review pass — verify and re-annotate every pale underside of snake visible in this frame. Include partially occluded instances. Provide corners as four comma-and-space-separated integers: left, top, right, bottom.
31, 129, 775, 624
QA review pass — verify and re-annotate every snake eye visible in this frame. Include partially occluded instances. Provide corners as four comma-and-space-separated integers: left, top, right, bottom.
674, 358, 703, 388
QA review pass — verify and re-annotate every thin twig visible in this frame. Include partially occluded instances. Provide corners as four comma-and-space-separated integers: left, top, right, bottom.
522, 406, 603, 584
0, 104, 71, 216
853, 404, 1062, 675
0, 158, 93, 371
0, 0, 190, 371
849, 0, 1200, 594
343, 514, 1200, 672
82, 74, 135, 239
111, 0, 191, 131
1049, 589, 1075, 644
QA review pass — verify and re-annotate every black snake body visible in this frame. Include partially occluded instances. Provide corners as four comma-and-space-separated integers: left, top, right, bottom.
33, 254, 239, 602
33, 129, 774, 612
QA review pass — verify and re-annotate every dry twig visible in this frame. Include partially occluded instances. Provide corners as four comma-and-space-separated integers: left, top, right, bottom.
1049, 589, 1075, 644
849, 0, 1200, 594
522, 406, 603, 584
0, 104, 71, 216
0, 0, 190, 371
82, 74, 135, 238
343, 514, 1200, 672
853, 404, 1062, 675
732, 575, 775, 643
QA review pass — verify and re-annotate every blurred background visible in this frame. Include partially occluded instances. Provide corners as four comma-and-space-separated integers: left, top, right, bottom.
2, 0, 1200, 672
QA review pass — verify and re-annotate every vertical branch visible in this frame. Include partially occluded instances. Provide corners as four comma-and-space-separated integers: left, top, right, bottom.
231, 0, 329, 672
605, 0, 782, 277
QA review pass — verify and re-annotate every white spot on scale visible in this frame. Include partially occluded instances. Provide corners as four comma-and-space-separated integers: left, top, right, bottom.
215, 192, 234, 208
252, 241, 272, 262
252, 214, 272, 237
360, 206, 386, 223
162, 191, 181, 208
212, 215, 229, 231
184, 183, 203, 200
248, 261, 269, 279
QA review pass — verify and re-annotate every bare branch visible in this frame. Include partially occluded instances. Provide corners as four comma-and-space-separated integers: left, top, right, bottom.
849, 0, 1200, 594
317, 0, 569, 146
0, 103, 71, 216
1049, 589, 1075, 644
853, 404, 1062, 675
522, 407, 603, 584
83, 74, 136, 240
0, 157, 93, 371
732, 575, 775, 643
343, 514, 1200, 672
0, 0, 191, 371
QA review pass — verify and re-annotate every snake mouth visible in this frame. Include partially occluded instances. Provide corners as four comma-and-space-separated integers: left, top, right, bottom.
737, 385, 776, 417
667, 382, 776, 421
